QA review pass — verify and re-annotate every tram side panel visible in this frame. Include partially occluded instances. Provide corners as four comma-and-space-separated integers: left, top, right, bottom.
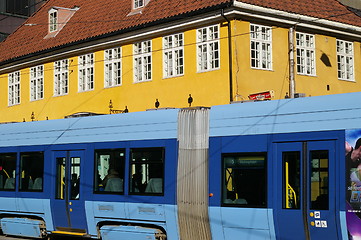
208, 134, 275, 240
0, 146, 52, 238
84, 139, 179, 239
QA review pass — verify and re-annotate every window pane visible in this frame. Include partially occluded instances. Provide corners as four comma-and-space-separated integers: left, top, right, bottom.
20, 152, 44, 191
222, 153, 266, 207
56, 157, 66, 199
95, 149, 125, 193
283, 151, 300, 209
310, 150, 329, 210
0, 153, 16, 191
70, 157, 80, 199
130, 148, 164, 195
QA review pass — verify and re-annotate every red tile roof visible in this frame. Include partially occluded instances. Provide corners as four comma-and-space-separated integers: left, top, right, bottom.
240, 0, 361, 26
0, 0, 360, 65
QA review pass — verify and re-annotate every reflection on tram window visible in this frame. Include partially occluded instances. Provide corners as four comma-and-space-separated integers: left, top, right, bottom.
130, 148, 164, 195
222, 153, 267, 207
0, 153, 17, 191
310, 150, 329, 210
19, 152, 44, 192
94, 149, 125, 193
283, 151, 301, 209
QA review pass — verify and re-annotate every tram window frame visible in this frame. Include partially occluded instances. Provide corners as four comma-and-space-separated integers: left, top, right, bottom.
282, 151, 301, 209
310, 150, 329, 210
0, 153, 17, 191
129, 148, 164, 196
222, 152, 267, 208
19, 152, 44, 192
94, 148, 125, 194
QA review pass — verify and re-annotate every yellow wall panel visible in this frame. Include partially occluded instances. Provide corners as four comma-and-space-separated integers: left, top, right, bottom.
0, 19, 360, 123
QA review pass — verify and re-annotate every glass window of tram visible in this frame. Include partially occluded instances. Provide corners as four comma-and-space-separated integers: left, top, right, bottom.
0, 153, 17, 191
222, 153, 267, 207
0, 153, 16, 191
19, 152, 44, 191
94, 149, 125, 193
130, 148, 164, 195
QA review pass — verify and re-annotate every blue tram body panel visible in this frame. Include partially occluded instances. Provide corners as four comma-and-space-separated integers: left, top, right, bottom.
0, 92, 360, 239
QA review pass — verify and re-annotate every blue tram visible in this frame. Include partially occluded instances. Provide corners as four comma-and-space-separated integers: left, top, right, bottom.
0, 92, 360, 240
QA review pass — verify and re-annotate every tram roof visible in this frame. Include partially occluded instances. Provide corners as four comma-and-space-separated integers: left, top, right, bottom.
0, 108, 179, 147
210, 92, 361, 137
0, 92, 359, 148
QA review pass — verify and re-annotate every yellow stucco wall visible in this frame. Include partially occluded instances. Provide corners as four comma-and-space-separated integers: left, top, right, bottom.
232, 20, 361, 101
0, 19, 361, 123
0, 23, 230, 122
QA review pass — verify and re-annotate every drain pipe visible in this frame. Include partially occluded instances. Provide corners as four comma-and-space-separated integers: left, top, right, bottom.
221, 9, 234, 103
289, 27, 295, 98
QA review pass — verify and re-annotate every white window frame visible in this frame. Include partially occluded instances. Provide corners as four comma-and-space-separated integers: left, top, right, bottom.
54, 59, 69, 96
337, 39, 354, 81
8, 71, 20, 106
104, 47, 122, 87
49, 8, 58, 33
134, 0, 144, 9
78, 53, 94, 92
163, 33, 184, 78
250, 23, 272, 70
196, 25, 220, 72
134, 40, 152, 82
296, 32, 316, 76
30, 65, 44, 101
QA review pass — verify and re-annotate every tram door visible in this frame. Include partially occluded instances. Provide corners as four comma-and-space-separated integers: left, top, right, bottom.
273, 141, 339, 240
51, 150, 87, 232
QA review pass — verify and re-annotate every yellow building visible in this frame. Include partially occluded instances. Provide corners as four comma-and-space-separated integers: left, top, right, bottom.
0, 0, 361, 122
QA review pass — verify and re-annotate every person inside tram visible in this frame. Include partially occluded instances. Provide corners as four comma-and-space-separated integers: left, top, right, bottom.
102, 169, 120, 187
71, 173, 80, 199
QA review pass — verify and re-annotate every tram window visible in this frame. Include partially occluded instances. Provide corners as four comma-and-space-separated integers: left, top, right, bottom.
310, 150, 329, 210
130, 148, 164, 195
19, 152, 44, 192
94, 149, 125, 193
0, 153, 16, 191
283, 151, 301, 209
222, 153, 266, 207
70, 157, 80, 199
56, 157, 66, 199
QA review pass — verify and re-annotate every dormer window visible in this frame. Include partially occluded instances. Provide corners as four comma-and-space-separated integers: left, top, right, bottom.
49, 8, 58, 32
45, 6, 79, 39
134, 0, 144, 9
128, 0, 150, 15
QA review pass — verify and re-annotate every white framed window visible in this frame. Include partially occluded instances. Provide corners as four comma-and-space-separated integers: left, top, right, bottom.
196, 25, 220, 72
78, 53, 94, 91
163, 33, 184, 78
134, 0, 144, 9
8, 71, 20, 106
104, 47, 122, 87
250, 24, 272, 70
296, 32, 316, 76
49, 8, 58, 33
54, 59, 69, 96
337, 39, 354, 81
134, 40, 152, 82
30, 65, 44, 101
